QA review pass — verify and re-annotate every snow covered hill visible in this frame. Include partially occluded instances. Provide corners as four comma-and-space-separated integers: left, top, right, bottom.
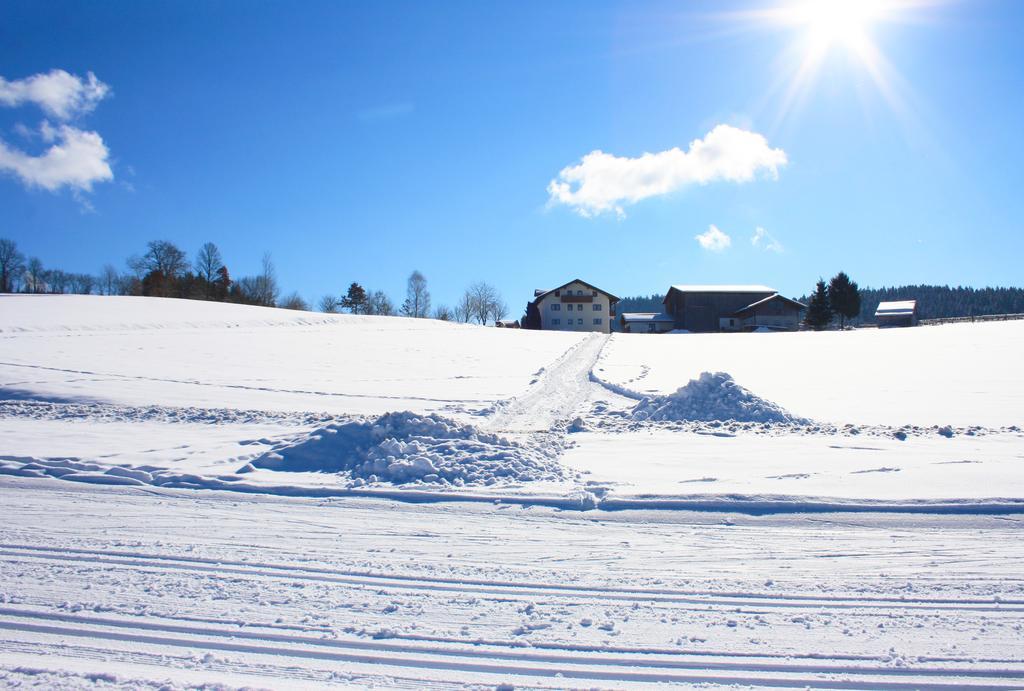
1, 295, 1023, 688
595, 322, 1024, 427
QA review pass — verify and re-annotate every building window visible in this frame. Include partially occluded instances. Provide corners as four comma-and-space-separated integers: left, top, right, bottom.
592, 304, 602, 311
591, 290, 597, 297
554, 290, 560, 297
550, 304, 560, 311
567, 304, 574, 311
551, 318, 560, 326
648, 323, 656, 332
577, 318, 584, 325
593, 318, 602, 325
576, 290, 583, 296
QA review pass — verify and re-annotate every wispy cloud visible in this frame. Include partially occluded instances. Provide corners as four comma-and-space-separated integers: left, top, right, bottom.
547, 124, 787, 218
0, 69, 110, 121
356, 102, 414, 123
751, 226, 784, 253
0, 70, 114, 198
695, 224, 732, 252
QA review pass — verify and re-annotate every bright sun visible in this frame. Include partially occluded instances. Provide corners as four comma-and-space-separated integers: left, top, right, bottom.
785, 0, 887, 61
744, 0, 929, 124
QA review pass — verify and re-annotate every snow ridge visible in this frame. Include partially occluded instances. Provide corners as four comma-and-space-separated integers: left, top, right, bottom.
251, 411, 566, 486
631, 371, 806, 424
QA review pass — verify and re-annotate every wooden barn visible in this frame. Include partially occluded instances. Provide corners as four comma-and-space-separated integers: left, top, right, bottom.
662, 285, 804, 333
875, 300, 918, 327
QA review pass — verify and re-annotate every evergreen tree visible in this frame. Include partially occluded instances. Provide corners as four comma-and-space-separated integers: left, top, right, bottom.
521, 301, 541, 329
804, 279, 832, 331
214, 266, 231, 301
341, 282, 368, 314
828, 271, 861, 329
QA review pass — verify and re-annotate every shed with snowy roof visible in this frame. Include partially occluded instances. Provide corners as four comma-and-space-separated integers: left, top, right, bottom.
875, 300, 918, 328
620, 312, 675, 333
662, 285, 804, 333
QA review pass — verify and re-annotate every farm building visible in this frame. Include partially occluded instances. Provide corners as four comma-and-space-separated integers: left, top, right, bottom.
532, 279, 619, 333
495, 319, 520, 328
663, 285, 805, 333
875, 299, 918, 327
621, 312, 675, 333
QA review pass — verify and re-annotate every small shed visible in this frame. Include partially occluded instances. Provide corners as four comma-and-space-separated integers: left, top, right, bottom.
496, 319, 520, 329
621, 312, 675, 333
875, 300, 918, 327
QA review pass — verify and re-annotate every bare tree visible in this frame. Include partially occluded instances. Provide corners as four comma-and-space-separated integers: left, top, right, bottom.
433, 304, 453, 321
279, 292, 309, 311
194, 242, 223, 297
142, 240, 188, 279
70, 273, 95, 295
455, 291, 474, 323
47, 270, 70, 294
491, 299, 508, 323
366, 289, 395, 316
468, 282, 499, 325
25, 257, 45, 293
401, 270, 431, 318
242, 252, 280, 307
100, 264, 120, 295
318, 294, 340, 313
0, 238, 25, 293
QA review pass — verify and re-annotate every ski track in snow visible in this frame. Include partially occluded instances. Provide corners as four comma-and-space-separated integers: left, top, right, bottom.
2, 480, 1024, 690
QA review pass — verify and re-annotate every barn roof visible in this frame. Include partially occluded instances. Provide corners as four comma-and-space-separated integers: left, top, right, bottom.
875, 300, 917, 316
533, 278, 620, 303
732, 293, 806, 316
621, 312, 675, 323
669, 284, 776, 294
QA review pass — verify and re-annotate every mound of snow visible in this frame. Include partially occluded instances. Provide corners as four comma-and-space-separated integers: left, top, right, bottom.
631, 371, 805, 424
251, 411, 565, 486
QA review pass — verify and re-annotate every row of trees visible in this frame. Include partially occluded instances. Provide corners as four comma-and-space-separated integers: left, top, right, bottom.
2, 238, 510, 324
320, 273, 508, 324
803, 272, 862, 330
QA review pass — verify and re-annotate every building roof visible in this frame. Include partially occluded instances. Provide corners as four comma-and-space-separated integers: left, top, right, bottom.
669, 284, 776, 294
732, 293, 806, 316
533, 278, 620, 303
621, 312, 675, 322
875, 300, 917, 316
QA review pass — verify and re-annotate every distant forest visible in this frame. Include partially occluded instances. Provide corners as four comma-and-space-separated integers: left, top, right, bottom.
850, 285, 1024, 322
615, 285, 1024, 327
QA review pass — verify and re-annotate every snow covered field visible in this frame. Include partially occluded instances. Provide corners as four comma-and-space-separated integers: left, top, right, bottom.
1, 294, 1023, 688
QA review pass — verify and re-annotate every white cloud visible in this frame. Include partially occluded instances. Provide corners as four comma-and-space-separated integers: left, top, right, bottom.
695, 224, 732, 252
547, 124, 787, 218
0, 122, 113, 192
0, 69, 110, 121
751, 226, 784, 253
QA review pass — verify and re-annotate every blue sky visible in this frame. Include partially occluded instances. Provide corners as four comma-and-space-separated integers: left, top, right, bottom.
1, 0, 1022, 310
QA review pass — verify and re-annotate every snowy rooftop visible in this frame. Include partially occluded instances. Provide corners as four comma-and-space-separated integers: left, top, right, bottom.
670, 284, 776, 294
875, 300, 917, 316
621, 312, 675, 322
618, 313, 675, 323
734, 293, 805, 314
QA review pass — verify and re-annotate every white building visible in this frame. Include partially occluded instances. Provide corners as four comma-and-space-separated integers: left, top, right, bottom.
533, 279, 619, 334
621, 312, 675, 333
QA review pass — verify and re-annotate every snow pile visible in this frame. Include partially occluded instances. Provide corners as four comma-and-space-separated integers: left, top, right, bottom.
631, 371, 805, 424
251, 411, 565, 486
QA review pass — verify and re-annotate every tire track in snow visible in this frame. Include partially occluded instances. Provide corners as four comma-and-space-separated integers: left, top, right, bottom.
482, 333, 617, 433
1, 611, 1022, 689
2, 544, 1020, 612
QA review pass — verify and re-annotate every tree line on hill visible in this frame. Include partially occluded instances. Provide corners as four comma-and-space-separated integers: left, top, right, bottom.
0, 237, 508, 324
